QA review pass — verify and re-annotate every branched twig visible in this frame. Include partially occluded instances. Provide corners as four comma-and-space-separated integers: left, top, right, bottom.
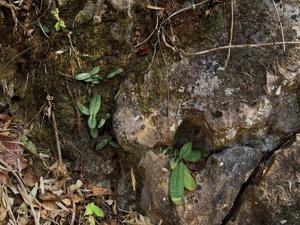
272, 0, 286, 52
182, 41, 300, 56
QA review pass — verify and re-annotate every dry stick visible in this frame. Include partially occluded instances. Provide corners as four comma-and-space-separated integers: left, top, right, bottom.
224, 0, 234, 69
51, 112, 63, 165
272, 0, 286, 52
182, 41, 300, 56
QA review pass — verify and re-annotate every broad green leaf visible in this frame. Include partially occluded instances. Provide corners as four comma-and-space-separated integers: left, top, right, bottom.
96, 139, 109, 150
98, 119, 106, 129
84, 203, 94, 216
170, 158, 178, 170
77, 103, 90, 116
59, 20, 66, 29
90, 127, 98, 138
89, 66, 100, 76
106, 68, 123, 79
184, 149, 208, 162
109, 141, 119, 148
179, 142, 192, 159
88, 115, 97, 129
169, 161, 185, 205
182, 163, 196, 191
75, 72, 91, 81
89, 95, 101, 116
92, 205, 105, 218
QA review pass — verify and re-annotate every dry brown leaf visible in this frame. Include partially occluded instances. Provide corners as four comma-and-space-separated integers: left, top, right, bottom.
23, 169, 38, 187
0, 171, 8, 185
61, 198, 71, 207
0, 134, 24, 168
71, 194, 84, 204
41, 201, 58, 211
39, 191, 60, 201
90, 185, 109, 196
69, 180, 83, 192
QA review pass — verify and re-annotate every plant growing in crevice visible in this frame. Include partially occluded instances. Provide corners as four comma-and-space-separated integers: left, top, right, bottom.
169, 142, 208, 205
96, 135, 119, 151
77, 95, 109, 138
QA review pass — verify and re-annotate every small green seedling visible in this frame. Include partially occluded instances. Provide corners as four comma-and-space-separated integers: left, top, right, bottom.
52, 8, 66, 31
75, 67, 123, 84
77, 95, 107, 138
169, 142, 208, 205
75, 66, 101, 84
106, 68, 123, 79
84, 202, 105, 225
96, 135, 119, 150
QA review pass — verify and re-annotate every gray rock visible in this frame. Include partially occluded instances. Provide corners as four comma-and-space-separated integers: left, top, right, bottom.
227, 136, 300, 225
141, 147, 261, 225
113, 0, 300, 155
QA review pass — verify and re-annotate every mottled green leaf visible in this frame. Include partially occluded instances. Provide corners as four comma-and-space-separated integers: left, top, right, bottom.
75, 72, 91, 81
89, 95, 101, 116
170, 158, 178, 170
182, 163, 196, 191
98, 119, 106, 129
84, 203, 94, 216
90, 127, 98, 138
93, 205, 105, 218
184, 149, 208, 162
77, 103, 90, 116
169, 161, 185, 205
109, 141, 119, 148
179, 142, 192, 159
89, 66, 100, 76
96, 139, 109, 150
106, 68, 123, 79
88, 115, 97, 129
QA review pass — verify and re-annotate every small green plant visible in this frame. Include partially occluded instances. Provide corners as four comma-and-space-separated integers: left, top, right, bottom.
75, 66, 102, 84
51, 8, 66, 31
169, 142, 208, 205
84, 202, 105, 225
77, 95, 108, 138
96, 135, 119, 150
75, 67, 123, 84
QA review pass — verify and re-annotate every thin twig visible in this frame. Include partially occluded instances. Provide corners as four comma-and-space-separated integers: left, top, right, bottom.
0, 47, 32, 73
182, 41, 300, 56
134, 13, 159, 48
51, 111, 63, 165
272, 0, 286, 52
160, 0, 210, 27
224, 0, 234, 69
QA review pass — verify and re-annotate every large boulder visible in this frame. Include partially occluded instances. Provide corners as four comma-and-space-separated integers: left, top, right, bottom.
227, 136, 300, 225
113, 0, 300, 155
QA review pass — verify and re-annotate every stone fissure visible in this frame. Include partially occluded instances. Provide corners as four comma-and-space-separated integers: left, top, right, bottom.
221, 133, 297, 225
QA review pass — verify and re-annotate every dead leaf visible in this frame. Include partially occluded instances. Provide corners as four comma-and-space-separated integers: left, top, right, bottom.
0, 134, 24, 168
39, 191, 60, 201
23, 169, 38, 187
89, 185, 109, 196
61, 198, 71, 206
41, 201, 58, 211
69, 180, 83, 192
